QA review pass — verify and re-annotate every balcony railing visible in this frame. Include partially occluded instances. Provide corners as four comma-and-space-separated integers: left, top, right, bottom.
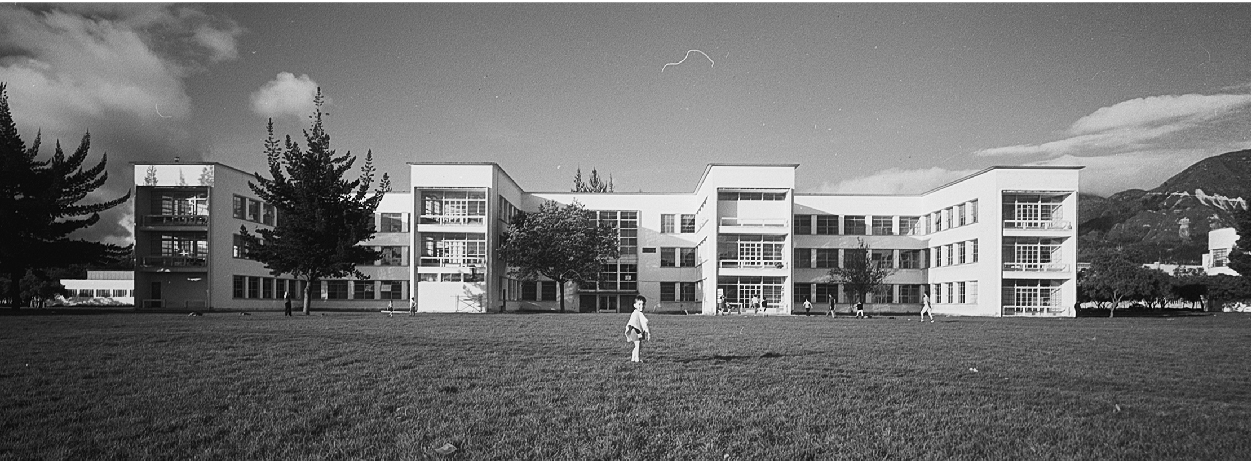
142, 215, 208, 226
720, 217, 788, 227
1003, 220, 1071, 230
419, 215, 485, 226
1002, 305, 1066, 315
719, 260, 786, 269
1003, 262, 1070, 272
419, 256, 487, 267
140, 256, 207, 268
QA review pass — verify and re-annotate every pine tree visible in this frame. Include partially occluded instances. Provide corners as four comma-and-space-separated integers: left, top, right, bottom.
239, 89, 390, 315
0, 83, 131, 309
572, 167, 615, 192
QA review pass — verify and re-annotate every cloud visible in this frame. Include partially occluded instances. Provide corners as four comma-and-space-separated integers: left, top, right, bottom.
0, 4, 241, 245
1028, 150, 1215, 197
250, 72, 320, 119
975, 92, 1251, 159
818, 167, 980, 195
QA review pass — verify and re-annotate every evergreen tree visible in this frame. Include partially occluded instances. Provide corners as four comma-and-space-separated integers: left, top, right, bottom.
239, 89, 390, 315
0, 83, 130, 309
572, 167, 615, 192
499, 200, 619, 312
1226, 205, 1251, 280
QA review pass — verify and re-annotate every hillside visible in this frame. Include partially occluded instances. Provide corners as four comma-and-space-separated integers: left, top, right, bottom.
1077, 150, 1251, 264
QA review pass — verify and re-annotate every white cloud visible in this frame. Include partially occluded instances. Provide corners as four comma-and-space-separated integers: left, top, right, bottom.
1029, 150, 1214, 197
818, 167, 980, 195
1069, 93, 1251, 135
250, 72, 320, 119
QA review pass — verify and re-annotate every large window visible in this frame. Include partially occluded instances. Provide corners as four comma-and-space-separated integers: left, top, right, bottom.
326, 281, 348, 300
815, 249, 838, 268
541, 281, 558, 301
872, 285, 894, 304
380, 281, 405, 300
718, 191, 786, 201
794, 248, 812, 269
900, 249, 924, 269
660, 247, 696, 267
583, 263, 638, 292
1003, 280, 1060, 313
816, 283, 838, 304
680, 214, 695, 233
155, 191, 208, 216
233, 196, 246, 219
380, 213, 406, 232
596, 211, 638, 255
421, 190, 487, 225
247, 276, 260, 299
871, 249, 894, 268
872, 216, 894, 235
233, 234, 247, 259
794, 215, 811, 235
660, 282, 697, 302
233, 276, 245, 298
660, 214, 675, 233
899, 284, 922, 304
843, 216, 867, 235
900, 216, 920, 236
816, 215, 838, 235
420, 233, 486, 266
1003, 195, 1066, 229
353, 281, 375, 299
378, 246, 408, 266
717, 234, 785, 268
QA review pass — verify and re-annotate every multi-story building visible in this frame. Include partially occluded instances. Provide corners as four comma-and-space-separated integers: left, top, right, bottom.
131, 161, 1080, 317
1203, 227, 1241, 276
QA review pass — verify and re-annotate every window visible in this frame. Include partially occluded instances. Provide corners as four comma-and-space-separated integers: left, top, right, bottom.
944, 207, 953, 229
872, 216, 894, 235
794, 283, 812, 303
420, 190, 487, 224
958, 281, 967, 304
899, 285, 922, 304
498, 197, 519, 224
872, 285, 894, 304
794, 248, 812, 269
380, 281, 404, 300
660, 282, 696, 302
815, 249, 838, 268
326, 281, 348, 300
262, 278, 274, 299
872, 249, 894, 268
587, 263, 637, 291
541, 281, 558, 301
900, 249, 923, 269
233, 196, 246, 219
77, 289, 92, 298
900, 217, 920, 236
794, 215, 811, 235
95, 289, 111, 297
353, 281, 375, 299
957, 242, 967, 264
969, 200, 978, 224
381, 213, 405, 232
248, 199, 261, 222
233, 276, 245, 298
233, 234, 246, 259
113, 289, 128, 297
247, 276, 260, 299
379, 246, 407, 266
815, 283, 838, 304
660, 247, 676, 267
816, 215, 838, 235
420, 233, 486, 266
680, 214, 695, 233
957, 203, 967, 227
660, 214, 675, 233
680, 248, 696, 267
718, 191, 786, 201
933, 211, 943, 232
521, 282, 538, 301
596, 211, 638, 255
970, 239, 978, 262
843, 216, 867, 235
946, 245, 954, 266
262, 204, 276, 226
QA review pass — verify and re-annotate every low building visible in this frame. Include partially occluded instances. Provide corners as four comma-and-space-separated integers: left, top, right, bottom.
59, 271, 134, 306
130, 161, 1082, 317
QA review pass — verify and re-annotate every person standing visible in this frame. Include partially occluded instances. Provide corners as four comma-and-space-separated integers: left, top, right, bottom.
717, 293, 726, 316
625, 295, 650, 363
920, 292, 934, 322
803, 298, 813, 316
827, 293, 836, 317
408, 297, 416, 316
283, 291, 292, 317
751, 294, 761, 314
855, 301, 865, 318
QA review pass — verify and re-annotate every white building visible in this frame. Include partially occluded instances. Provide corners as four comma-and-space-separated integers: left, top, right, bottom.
130, 162, 1081, 317
1203, 227, 1241, 276
59, 271, 134, 306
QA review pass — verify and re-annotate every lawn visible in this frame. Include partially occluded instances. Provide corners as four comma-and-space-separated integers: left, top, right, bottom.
2, 310, 1250, 460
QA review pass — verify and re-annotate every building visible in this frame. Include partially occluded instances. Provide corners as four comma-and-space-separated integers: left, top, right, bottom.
58, 270, 134, 306
131, 162, 1081, 317
1202, 227, 1241, 276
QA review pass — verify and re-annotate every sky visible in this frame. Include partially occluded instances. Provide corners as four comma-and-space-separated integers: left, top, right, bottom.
3, 3, 1251, 246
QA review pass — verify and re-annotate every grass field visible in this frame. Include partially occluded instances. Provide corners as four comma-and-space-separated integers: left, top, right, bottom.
2, 310, 1250, 460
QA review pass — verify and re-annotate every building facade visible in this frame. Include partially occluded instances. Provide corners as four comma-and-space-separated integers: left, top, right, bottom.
1203, 227, 1241, 276
58, 270, 134, 306
131, 162, 1081, 317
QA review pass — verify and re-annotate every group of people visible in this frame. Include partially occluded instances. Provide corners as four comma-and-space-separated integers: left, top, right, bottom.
798, 293, 934, 321
280, 292, 419, 316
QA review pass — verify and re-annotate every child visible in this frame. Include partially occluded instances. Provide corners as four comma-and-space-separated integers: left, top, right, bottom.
625, 295, 650, 363
855, 301, 865, 318
803, 298, 813, 315
920, 292, 934, 322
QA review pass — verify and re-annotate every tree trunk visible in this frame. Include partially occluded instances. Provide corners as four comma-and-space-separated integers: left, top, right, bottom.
303, 277, 314, 315
8, 270, 22, 310
558, 280, 566, 312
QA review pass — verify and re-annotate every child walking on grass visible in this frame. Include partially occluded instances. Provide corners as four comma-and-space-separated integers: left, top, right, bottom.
625, 295, 650, 363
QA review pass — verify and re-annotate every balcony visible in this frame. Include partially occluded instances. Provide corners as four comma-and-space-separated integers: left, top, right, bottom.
419, 256, 487, 267
1003, 262, 1069, 272
418, 215, 486, 227
719, 260, 786, 269
139, 256, 207, 271
140, 214, 208, 228
1003, 220, 1071, 230
720, 217, 789, 234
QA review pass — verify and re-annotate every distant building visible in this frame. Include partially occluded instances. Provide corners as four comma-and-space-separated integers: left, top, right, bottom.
129, 162, 1082, 317
59, 271, 134, 306
1203, 227, 1240, 276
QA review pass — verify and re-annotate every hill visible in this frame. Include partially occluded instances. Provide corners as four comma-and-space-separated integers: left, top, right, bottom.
1077, 150, 1251, 264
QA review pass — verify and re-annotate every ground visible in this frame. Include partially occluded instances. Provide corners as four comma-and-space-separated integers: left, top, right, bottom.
1, 310, 1249, 460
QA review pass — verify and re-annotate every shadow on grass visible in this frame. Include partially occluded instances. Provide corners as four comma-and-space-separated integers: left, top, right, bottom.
0, 307, 133, 316
674, 350, 821, 363
1076, 308, 1211, 318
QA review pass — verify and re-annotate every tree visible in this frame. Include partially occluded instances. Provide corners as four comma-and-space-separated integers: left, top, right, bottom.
1204, 274, 1251, 311
1080, 250, 1158, 317
239, 89, 390, 315
822, 239, 896, 305
19, 270, 67, 309
572, 167, 614, 193
1171, 271, 1208, 310
498, 200, 619, 312
1226, 205, 1251, 279
0, 83, 130, 309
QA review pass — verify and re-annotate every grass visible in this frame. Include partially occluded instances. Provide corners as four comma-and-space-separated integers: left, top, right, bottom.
2, 310, 1251, 460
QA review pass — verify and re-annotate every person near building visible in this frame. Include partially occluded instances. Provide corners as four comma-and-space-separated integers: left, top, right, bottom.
625, 295, 651, 363
920, 292, 934, 322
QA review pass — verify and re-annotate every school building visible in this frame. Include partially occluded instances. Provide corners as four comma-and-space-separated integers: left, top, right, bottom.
130, 162, 1081, 317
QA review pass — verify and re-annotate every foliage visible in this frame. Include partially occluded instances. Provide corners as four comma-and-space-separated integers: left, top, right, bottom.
571, 167, 613, 193
19, 271, 68, 308
4, 313, 1251, 460
1227, 205, 1251, 279
498, 200, 619, 311
1079, 250, 1165, 317
0, 83, 130, 309
1204, 274, 1251, 310
823, 238, 896, 304
1170, 273, 1207, 310
239, 89, 390, 315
